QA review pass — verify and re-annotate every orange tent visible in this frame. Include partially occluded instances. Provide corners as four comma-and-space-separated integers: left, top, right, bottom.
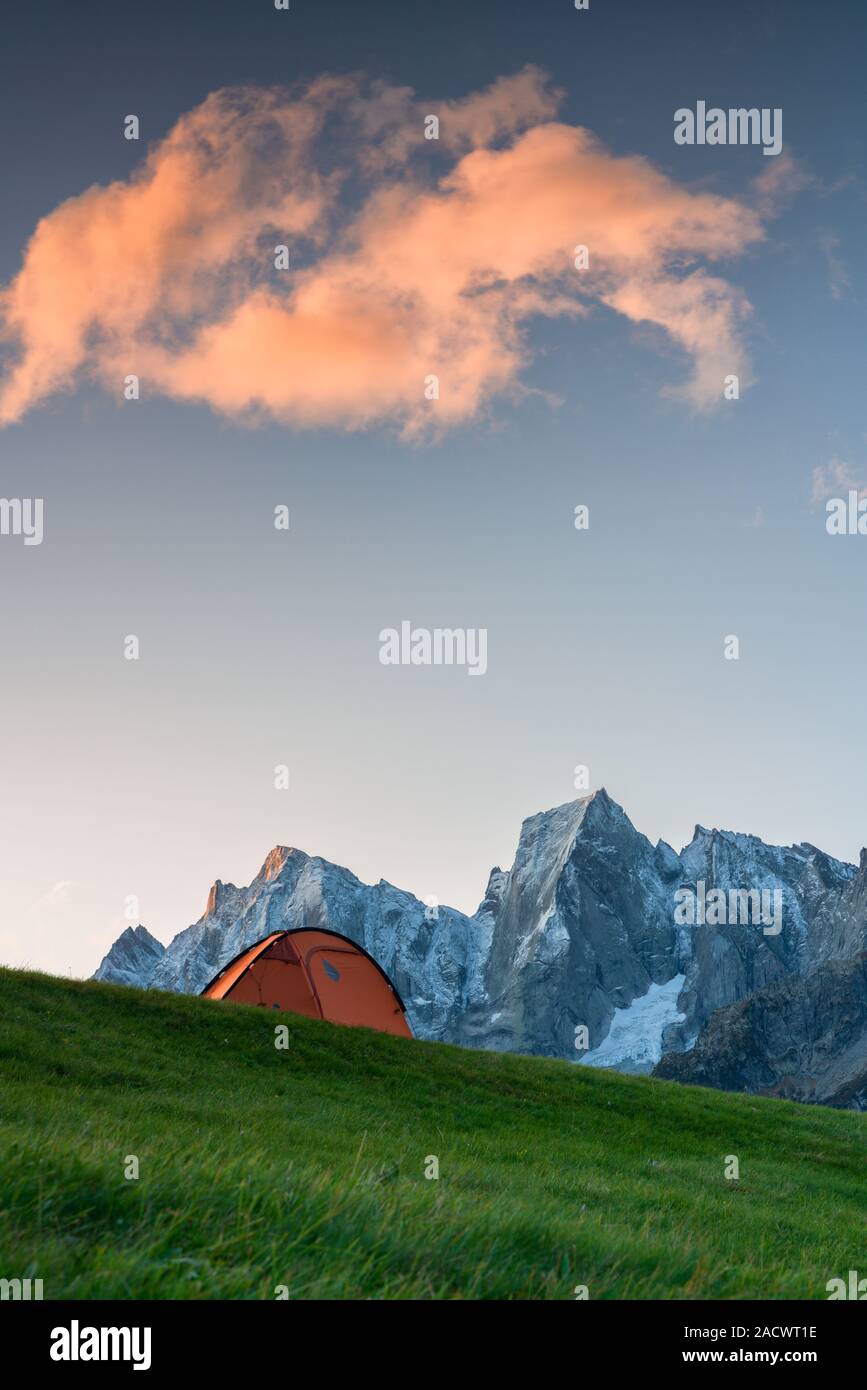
200, 929, 413, 1038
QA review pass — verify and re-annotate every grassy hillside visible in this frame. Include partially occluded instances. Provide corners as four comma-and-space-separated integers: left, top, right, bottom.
0, 967, 863, 1300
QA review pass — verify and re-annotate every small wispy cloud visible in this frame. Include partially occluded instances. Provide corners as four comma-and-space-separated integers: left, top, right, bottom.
752, 151, 812, 218
811, 456, 867, 505
818, 231, 852, 302
28, 880, 77, 915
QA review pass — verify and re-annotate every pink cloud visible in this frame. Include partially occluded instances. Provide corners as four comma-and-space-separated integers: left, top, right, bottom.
0, 71, 772, 435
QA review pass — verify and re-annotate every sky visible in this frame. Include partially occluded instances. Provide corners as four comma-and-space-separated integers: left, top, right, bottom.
1, 0, 865, 977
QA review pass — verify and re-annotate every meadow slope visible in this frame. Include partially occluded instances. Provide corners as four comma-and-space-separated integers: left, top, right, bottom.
0, 968, 863, 1299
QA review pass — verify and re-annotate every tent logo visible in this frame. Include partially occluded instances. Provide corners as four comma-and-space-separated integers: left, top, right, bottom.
322, 958, 340, 982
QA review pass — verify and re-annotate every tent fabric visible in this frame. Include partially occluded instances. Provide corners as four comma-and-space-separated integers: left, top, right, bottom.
200, 928, 412, 1038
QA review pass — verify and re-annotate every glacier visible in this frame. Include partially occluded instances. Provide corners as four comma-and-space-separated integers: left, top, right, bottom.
579, 975, 687, 1074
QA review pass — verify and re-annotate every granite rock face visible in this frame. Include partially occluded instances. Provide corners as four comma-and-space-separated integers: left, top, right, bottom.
91, 790, 867, 1107
668, 827, 861, 1045
655, 955, 867, 1109
454, 791, 682, 1063
93, 925, 166, 988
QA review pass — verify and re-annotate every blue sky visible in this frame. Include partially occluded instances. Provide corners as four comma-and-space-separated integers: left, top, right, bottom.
0, 0, 865, 975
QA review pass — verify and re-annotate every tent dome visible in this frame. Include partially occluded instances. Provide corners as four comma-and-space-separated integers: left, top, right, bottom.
200, 929, 412, 1038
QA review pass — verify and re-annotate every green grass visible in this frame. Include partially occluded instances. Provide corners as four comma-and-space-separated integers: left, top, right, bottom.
0, 967, 864, 1299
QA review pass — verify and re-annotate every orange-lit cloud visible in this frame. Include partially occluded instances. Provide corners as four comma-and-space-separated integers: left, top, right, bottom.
0, 70, 770, 434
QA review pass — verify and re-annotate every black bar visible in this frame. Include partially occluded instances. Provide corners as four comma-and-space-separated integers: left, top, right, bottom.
7, 1298, 861, 1375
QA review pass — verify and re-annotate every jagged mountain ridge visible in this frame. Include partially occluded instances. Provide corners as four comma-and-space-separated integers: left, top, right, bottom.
92, 790, 867, 1108
142, 843, 491, 1041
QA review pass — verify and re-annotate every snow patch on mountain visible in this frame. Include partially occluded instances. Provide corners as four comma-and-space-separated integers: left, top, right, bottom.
579, 974, 686, 1074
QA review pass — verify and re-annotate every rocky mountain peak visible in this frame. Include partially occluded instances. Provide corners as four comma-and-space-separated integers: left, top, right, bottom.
260, 846, 298, 881
93, 924, 166, 988
477, 867, 507, 916
205, 879, 232, 914
510, 789, 632, 885
654, 840, 683, 881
